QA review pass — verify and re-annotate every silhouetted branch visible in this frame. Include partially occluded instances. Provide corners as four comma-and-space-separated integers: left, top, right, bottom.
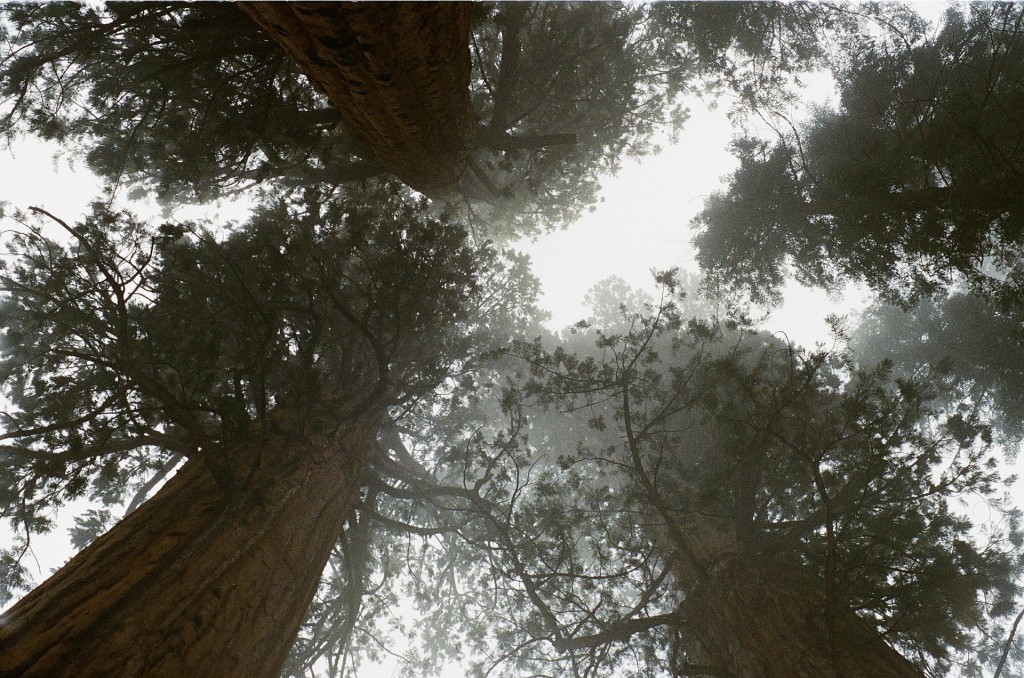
553, 611, 683, 652
124, 453, 185, 514
995, 605, 1024, 678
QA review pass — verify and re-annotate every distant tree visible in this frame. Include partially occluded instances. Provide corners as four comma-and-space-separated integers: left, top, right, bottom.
852, 293, 1024, 445
0, 2, 873, 235
0, 185, 538, 676
403, 275, 1023, 677
694, 4, 1024, 307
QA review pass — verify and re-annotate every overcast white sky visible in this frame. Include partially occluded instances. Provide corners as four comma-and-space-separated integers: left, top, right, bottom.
517, 0, 957, 341
514, 98, 872, 347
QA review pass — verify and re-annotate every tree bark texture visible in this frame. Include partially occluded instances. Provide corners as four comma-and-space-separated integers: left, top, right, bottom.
668, 525, 924, 678
239, 2, 475, 197
0, 418, 372, 678
678, 559, 924, 678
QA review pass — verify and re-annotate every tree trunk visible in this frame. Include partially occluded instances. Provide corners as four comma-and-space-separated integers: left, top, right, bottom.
679, 559, 924, 678
239, 2, 475, 197
0, 417, 372, 678
667, 525, 924, 678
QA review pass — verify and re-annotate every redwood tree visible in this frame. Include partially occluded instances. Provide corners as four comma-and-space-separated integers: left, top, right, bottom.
237, 2, 475, 197
0, 185, 530, 676
400, 274, 1023, 677
694, 4, 1024, 307
0, 2, 876, 234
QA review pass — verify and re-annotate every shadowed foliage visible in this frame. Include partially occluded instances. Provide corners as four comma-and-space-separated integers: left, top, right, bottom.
695, 4, 1024, 307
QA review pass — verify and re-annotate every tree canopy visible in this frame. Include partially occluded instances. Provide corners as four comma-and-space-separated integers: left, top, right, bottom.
853, 292, 1024, 445
392, 275, 1022, 676
0, 2, 875, 235
0, 183, 521, 595
695, 3, 1024, 307
0, 184, 544, 677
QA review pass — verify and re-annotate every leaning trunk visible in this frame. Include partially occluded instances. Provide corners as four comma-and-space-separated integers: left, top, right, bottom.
0, 418, 372, 678
239, 2, 475, 196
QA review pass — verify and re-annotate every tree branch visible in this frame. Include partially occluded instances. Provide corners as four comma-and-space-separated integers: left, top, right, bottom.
553, 611, 683, 652
0, 388, 125, 442
994, 605, 1024, 678
488, 4, 529, 132
124, 453, 184, 515
0, 433, 191, 464
281, 159, 385, 186
363, 507, 451, 536
316, 260, 391, 418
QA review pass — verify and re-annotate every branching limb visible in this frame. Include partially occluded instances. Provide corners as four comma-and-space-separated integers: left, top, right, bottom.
994, 605, 1024, 678
552, 611, 683, 652
0, 387, 126, 442
0, 433, 192, 464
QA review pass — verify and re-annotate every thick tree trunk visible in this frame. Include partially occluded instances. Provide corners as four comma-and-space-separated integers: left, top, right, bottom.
679, 559, 923, 678
239, 2, 475, 196
0, 417, 372, 678
667, 525, 924, 678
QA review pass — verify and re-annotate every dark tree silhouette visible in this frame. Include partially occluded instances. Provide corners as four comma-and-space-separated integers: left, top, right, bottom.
0, 186, 533, 676
695, 4, 1024, 306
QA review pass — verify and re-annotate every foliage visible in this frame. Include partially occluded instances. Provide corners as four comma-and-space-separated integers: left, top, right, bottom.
0, 2, 875, 235
67, 508, 115, 551
0, 183, 534, 605
644, 2, 903, 109
694, 4, 1024, 307
397, 274, 1023, 676
1, 4, 1023, 676
853, 293, 1024, 446
0, 3, 342, 202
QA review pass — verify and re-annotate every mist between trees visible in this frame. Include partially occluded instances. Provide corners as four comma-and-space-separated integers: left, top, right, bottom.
0, 3, 1022, 677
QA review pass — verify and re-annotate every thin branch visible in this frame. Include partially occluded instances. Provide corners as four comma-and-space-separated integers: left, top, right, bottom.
477, 130, 578, 152
994, 605, 1024, 678
363, 508, 451, 537
0, 433, 190, 464
0, 388, 125, 441
124, 453, 184, 515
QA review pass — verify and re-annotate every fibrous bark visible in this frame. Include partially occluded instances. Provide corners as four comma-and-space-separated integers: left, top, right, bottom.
0, 417, 371, 678
679, 559, 923, 678
668, 525, 924, 678
239, 2, 475, 196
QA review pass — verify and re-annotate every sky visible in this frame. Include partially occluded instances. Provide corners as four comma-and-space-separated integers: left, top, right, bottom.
514, 1, 953, 344
515, 80, 869, 349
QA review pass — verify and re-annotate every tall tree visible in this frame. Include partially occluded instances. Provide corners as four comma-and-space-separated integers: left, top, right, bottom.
0, 185, 536, 676
0, 2, 871, 235
694, 4, 1024, 307
852, 292, 1024, 445
401, 275, 1022, 676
